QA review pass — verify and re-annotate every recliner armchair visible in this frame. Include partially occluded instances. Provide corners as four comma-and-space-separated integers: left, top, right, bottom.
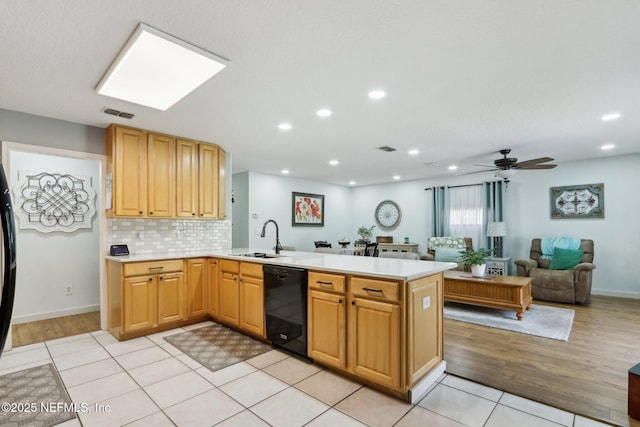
515, 238, 595, 304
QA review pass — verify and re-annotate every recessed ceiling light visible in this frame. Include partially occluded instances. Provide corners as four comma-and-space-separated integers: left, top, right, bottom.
448, 165, 458, 171
600, 143, 616, 150
329, 159, 339, 166
278, 123, 292, 131
392, 175, 400, 180
349, 181, 356, 186
281, 169, 290, 175
601, 112, 621, 121
368, 90, 386, 100
408, 149, 420, 156
96, 23, 228, 111
317, 109, 332, 117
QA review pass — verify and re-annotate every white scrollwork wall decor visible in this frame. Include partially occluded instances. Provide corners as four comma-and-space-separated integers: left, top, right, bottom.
13, 170, 97, 233
550, 183, 604, 219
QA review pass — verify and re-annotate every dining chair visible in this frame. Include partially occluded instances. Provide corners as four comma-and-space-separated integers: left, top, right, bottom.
314, 241, 332, 248
364, 242, 378, 257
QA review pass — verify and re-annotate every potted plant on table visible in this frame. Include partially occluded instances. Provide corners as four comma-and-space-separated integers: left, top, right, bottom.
357, 225, 375, 242
459, 248, 493, 276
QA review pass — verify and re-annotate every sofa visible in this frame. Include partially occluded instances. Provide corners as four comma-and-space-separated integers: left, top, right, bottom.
515, 238, 595, 304
420, 236, 473, 271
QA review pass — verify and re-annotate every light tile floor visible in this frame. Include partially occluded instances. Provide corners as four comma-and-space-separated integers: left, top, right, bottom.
0, 321, 614, 427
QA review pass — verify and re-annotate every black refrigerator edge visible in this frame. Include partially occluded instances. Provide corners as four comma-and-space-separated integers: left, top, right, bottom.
0, 163, 17, 358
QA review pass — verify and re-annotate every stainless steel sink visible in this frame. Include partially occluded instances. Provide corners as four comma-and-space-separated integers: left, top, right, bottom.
231, 252, 283, 259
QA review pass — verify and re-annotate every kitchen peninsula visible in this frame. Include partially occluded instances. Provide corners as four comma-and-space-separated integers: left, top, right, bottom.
106, 250, 455, 402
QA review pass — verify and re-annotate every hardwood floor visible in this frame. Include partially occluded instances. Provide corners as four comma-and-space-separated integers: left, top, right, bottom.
11, 311, 101, 348
444, 295, 640, 427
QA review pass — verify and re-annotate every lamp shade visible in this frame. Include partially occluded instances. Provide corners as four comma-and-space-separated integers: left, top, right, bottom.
487, 222, 508, 237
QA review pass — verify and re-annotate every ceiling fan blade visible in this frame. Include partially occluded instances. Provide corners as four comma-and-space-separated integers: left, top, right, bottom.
456, 169, 497, 176
514, 157, 554, 168
516, 164, 557, 170
472, 164, 496, 168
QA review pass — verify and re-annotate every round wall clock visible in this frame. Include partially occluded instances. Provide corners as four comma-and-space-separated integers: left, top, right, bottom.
375, 200, 401, 229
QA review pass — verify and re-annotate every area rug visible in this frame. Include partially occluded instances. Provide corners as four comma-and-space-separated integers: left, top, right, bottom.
165, 323, 272, 372
444, 302, 575, 341
0, 363, 76, 427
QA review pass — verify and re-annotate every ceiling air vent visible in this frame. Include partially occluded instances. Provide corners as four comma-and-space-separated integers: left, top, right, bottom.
377, 146, 396, 152
103, 108, 135, 119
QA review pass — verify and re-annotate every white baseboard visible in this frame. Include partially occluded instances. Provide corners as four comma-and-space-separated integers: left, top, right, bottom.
591, 289, 640, 299
12, 304, 100, 324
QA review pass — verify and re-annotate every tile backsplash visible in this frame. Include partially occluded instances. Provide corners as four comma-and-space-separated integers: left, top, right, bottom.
107, 218, 231, 255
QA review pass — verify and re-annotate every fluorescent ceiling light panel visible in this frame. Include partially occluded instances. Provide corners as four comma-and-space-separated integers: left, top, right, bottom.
96, 23, 228, 110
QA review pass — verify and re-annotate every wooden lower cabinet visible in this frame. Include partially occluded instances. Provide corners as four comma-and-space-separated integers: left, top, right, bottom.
157, 272, 185, 324
307, 271, 443, 395
219, 260, 240, 327
348, 296, 401, 390
239, 262, 265, 338
186, 258, 207, 318
207, 258, 219, 318
123, 275, 157, 332
308, 289, 346, 368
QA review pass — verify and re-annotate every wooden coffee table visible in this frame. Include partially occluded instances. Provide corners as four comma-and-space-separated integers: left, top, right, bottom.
443, 270, 533, 320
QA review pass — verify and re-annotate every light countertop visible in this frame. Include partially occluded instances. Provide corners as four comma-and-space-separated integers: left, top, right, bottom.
106, 248, 457, 281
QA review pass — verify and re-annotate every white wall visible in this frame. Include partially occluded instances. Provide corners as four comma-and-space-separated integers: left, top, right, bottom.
232, 171, 249, 248
7, 150, 102, 321
350, 153, 640, 297
244, 171, 352, 252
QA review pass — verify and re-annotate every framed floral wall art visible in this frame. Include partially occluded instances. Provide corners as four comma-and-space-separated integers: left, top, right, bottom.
550, 183, 604, 219
292, 192, 324, 226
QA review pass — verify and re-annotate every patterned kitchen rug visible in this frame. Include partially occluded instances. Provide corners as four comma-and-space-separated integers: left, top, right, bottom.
0, 363, 76, 427
164, 323, 272, 372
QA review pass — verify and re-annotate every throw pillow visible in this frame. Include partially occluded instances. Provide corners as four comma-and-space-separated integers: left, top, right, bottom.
434, 247, 464, 263
548, 247, 584, 270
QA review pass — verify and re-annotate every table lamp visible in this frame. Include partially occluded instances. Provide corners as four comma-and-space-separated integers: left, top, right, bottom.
486, 222, 508, 258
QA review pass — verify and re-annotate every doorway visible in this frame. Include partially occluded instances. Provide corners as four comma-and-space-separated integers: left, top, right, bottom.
2, 141, 106, 349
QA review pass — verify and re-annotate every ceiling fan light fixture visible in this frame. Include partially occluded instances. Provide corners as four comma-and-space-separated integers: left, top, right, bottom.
496, 169, 516, 179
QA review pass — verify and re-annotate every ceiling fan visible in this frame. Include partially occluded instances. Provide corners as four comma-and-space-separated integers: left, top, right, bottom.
467, 149, 557, 180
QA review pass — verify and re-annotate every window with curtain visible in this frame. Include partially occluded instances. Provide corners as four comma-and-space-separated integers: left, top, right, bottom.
448, 185, 483, 249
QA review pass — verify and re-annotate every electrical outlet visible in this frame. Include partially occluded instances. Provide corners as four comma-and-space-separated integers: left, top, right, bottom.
65, 285, 72, 296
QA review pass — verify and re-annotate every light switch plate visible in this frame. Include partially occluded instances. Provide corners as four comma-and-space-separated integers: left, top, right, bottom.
422, 296, 430, 309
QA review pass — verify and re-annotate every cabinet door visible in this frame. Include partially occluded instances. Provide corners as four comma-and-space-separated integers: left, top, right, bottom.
198, 143, 219, 218
176, 138, 199, 218
407, 274, 441, 384
207, 259, 219, 318
113, 126, 147, 216
348, 297, 401, 390
218, 147, 227, 219
147, 133, 175, 217
186, 259, 207, 318
308, 290, 346, 368
123, 275, 156, 332
219, 271, 240, 326
158, 272, 185, 325
240, 270, 265, 337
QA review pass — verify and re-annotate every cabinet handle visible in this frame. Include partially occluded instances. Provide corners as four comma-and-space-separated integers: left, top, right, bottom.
192, 213, 196, 216
200, 213, 203, 216
362, 287, 383, 293
316, 280, 333, 285
149, 211, 154, 215
351, 301, 355, 306
149, 266, 164, 271
139, 211, 143, 215
338, 299, 343, 304
148, 278, 152, 282
159, 276, 164, 280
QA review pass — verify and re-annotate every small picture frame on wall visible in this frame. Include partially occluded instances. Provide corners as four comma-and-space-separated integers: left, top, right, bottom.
550, 183, 604, 219
292, 192, 324, 226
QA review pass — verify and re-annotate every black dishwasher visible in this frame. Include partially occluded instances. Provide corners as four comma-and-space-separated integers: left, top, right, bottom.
264, 265, 310, 360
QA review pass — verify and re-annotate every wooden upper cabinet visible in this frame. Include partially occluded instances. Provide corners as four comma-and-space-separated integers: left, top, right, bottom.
147, 133, 176, 217
107, 125, 147, 217
106, 125, 226, 219
176, 139, 199, 218
198, 143, 219, 218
